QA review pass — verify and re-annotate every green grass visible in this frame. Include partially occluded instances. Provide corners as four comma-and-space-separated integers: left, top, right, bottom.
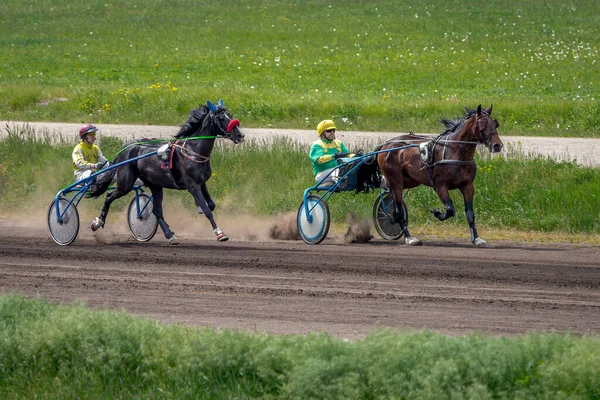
1, 126, 599, 238
0, 0, 599, 136
1, 294, 600, 399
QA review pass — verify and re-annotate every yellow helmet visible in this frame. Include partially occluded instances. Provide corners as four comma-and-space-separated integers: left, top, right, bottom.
317, 120, 336, 136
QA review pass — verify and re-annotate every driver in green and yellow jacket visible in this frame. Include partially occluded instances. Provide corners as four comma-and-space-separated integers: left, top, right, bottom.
309, 120, 360, 184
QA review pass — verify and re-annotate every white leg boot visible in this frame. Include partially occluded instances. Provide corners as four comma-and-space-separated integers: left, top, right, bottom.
90, 217, 104, 231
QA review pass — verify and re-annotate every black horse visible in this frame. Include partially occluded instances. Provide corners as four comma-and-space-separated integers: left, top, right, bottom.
90, 100, 245, 244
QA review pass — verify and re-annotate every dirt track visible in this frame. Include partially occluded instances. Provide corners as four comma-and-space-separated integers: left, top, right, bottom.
1, 223, 599, 339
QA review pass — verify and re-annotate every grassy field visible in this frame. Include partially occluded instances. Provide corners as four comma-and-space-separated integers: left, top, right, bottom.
1, 127, 599, 241
1, 0, 599, 136
1, 294, 599, 399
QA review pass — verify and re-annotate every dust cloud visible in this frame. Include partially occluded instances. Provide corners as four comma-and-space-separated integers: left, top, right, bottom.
344, 213, 373, 244
268, 212, 301, 240
2, 178, 365, 245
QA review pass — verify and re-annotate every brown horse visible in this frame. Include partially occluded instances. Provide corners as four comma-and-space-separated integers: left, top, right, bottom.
377, 105, 503, 247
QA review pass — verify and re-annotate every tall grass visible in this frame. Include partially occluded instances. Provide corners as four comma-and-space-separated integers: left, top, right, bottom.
1, 294, 599, 399
1, 126, 599, 235
0, 0, 599, 136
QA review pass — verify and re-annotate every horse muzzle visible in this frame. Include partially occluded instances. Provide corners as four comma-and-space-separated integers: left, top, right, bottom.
228, 127, 244, 144
490, 142, 503, 153
233, 133, 245, 144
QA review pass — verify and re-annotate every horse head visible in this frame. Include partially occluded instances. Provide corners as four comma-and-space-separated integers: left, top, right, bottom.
206, 99, 245, 144
474, 105, 503, 153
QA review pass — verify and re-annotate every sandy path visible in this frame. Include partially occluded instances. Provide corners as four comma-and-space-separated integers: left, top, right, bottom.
2, 120, 599, 167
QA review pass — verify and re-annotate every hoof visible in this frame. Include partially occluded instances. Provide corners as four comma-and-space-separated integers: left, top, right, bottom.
380, 176, 388, 189
90, 217, 104, 231
216, 232, 229, 242
168, 235, 180, 246
473, 237, 487, 247
197, 206, 204, 215
405, 236, 422, 246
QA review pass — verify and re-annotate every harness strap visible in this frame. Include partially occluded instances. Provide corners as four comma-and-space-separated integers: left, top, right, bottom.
422, 135, 476, 186
173, 143, 211, 163
162, 140, 181, 189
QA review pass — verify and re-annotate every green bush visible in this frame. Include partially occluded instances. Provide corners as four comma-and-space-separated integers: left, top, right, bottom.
2, 294, 600, 399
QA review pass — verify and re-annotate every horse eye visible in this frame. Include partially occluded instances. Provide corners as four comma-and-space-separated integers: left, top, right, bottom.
494, 119, 500, 128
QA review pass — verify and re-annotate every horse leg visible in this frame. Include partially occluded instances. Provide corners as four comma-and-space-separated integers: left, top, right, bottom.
431, 187, 455, 221
91, 187, 128, 231
196, 183, 216, 215
188, 186, 228, 242
460, 184, 486, 247
150, 187, 179, 245
394, 198, 422, 246
388, 185, 422, 246
203, 184, 216, 211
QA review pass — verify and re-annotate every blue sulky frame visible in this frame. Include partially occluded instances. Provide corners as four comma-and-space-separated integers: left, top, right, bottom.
297, 145, 416, 245
48, 151, 159, 246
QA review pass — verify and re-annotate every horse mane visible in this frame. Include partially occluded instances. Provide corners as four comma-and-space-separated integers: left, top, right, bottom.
175, 105, 210, 138
439, 107, 479, 135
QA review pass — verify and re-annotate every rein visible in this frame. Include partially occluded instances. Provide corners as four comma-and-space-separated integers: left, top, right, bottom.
382, 113, 493, 162
112, 135, 220, 158
381, 119, 484, 186
429, 159, 475, 166
382, 137, 481, 146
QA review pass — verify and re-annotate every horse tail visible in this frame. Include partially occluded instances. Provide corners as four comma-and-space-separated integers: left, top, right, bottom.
367, 143, 383, 167
89, 167, 116, 198
355, 148, 382, 193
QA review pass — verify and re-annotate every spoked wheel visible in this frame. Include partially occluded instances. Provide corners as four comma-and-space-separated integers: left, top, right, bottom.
47, 197, 80, 246
127, 193, 158, 242
372, 191, 407, 240
297, 194, 330, 244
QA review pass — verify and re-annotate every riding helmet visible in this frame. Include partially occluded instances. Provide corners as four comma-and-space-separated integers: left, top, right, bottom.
79, 124, 98, 138
317, 120, 336, 136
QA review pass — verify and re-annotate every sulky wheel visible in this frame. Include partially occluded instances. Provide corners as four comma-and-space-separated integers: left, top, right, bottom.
47, 197, 80, 246
297, 194, 330, 245
127, 193, 158, 242
372, 191, 407, 240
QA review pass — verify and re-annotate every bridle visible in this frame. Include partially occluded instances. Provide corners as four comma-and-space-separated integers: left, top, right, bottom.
474, 113, 500, 150
172, 106, 243, 164
210, 107, 241, 141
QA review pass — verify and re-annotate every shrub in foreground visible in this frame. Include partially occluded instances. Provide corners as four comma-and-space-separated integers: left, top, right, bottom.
1, 294, 599, 399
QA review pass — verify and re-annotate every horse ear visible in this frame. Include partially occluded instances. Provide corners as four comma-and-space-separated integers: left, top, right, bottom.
486, 104, 493, 115
477, 104, 482, 116
218, 99, 224, 107
207, 100, 217, 113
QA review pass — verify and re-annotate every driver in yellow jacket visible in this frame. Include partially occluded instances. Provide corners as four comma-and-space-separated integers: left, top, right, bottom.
72, 124, 108, 183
